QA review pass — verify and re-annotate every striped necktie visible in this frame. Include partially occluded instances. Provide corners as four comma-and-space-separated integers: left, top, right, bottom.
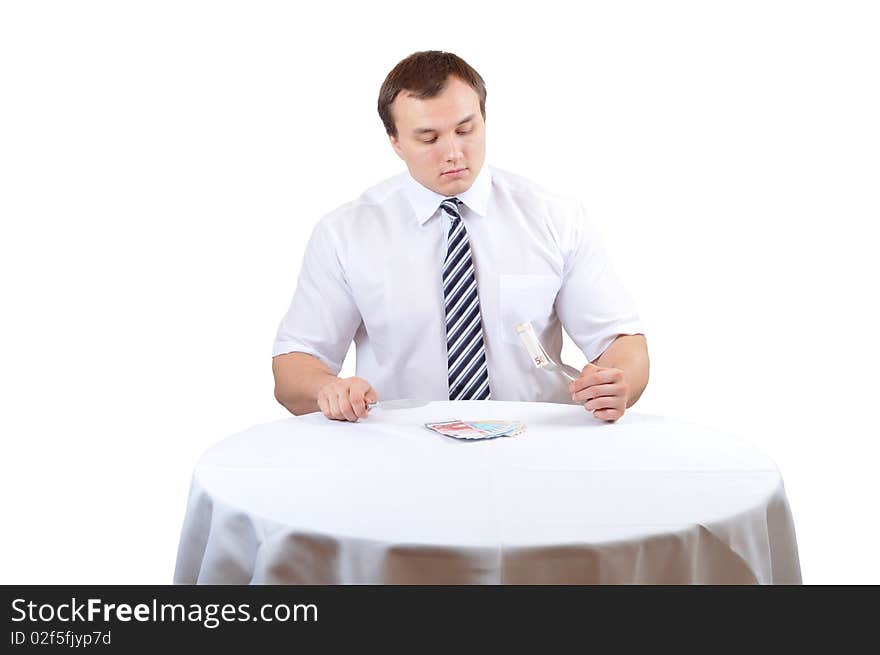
441, 198, 491, 401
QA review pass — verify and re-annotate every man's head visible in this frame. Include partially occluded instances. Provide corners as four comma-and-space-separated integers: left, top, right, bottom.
378, 51, 487, 196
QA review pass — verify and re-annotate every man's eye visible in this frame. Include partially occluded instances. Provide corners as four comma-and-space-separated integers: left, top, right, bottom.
423, 130, 469, 144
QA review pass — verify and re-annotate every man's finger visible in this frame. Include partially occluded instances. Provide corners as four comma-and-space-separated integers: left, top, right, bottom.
350, 388, 368, 419
573, 383, 623, 404
585, 395, 621, 412
336, 389, 359, 422
569, 363, 601, 391
363, 388, 378, 413
594, 408, 624, 422
570, 367, 620, 392
325, 391, 342, 420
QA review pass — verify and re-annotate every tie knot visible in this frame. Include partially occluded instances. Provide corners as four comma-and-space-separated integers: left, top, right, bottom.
440, 197, 462, 220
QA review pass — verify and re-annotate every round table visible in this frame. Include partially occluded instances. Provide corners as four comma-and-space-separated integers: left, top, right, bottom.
173, 401, 801, 584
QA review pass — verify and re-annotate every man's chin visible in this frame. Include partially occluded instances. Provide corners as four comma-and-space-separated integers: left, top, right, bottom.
418, 171, 474, 196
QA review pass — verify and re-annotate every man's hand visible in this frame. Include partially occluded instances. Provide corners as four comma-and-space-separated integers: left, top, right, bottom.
569, 363, 629, 422
316, 376, 378, 422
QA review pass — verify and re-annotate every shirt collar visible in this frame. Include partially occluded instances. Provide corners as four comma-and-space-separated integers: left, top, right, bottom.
403, 164, 492, 225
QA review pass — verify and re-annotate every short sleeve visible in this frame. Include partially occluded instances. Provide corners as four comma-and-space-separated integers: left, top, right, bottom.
271, 218, 362, 374
554, 204, 646, 362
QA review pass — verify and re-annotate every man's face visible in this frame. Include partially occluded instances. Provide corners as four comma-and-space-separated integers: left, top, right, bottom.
388, 75, 486, 196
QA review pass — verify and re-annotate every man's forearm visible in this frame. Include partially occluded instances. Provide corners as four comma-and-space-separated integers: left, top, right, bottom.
272, 352, 340, 415
593, 334, 650, 407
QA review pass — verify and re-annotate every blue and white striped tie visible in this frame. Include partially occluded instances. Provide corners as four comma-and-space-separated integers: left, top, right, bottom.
441, 198, 491, 401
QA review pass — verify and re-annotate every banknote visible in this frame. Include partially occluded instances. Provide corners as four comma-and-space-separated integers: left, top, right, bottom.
424, 419, 524, 440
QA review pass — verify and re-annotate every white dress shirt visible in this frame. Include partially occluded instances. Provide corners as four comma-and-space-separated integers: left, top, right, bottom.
272, 163, 645, 404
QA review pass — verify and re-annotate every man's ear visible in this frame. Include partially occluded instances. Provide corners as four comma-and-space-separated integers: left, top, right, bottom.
388, 134, 405, 161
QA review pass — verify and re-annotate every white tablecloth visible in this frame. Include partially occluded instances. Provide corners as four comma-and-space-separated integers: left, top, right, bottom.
174, 401, 801, 584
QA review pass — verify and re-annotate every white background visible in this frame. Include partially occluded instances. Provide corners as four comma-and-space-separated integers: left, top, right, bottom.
1, 0, 877, 584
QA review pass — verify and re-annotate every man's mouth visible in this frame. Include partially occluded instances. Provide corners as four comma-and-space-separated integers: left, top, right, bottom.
442, 168, 468, 176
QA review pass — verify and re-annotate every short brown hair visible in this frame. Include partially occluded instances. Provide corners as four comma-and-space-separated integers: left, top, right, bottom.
378, 50, 487, 138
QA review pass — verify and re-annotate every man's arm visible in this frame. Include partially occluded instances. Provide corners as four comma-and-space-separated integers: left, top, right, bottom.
592, 334, 650, 408
570, 334, 649, 422
273, 352, 339, 416
273, 352, 378, 421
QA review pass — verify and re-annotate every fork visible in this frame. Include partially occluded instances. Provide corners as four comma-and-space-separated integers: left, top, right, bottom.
515, 321, 582, 382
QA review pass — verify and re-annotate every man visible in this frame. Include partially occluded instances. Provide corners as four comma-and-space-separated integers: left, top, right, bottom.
272, 51, 649, 423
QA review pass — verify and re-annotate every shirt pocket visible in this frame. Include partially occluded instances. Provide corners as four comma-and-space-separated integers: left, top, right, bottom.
498, 273, 561, 345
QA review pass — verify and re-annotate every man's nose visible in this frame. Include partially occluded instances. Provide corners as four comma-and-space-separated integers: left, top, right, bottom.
443, 133, 463, 161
